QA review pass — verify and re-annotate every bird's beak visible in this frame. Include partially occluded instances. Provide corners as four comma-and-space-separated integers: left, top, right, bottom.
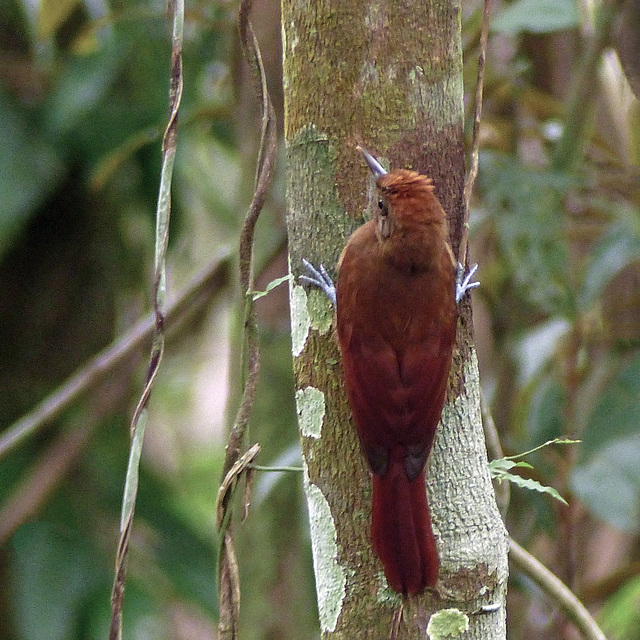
357, 146, 388, 177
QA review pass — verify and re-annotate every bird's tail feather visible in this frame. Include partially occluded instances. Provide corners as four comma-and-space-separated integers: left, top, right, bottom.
371, 464, 438, 594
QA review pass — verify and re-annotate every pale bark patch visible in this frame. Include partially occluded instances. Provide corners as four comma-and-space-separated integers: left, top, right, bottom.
303, 464, 347, 632
296, 386, 326, 439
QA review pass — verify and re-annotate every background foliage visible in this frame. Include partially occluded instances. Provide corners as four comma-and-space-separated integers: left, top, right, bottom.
0, 0, 638, 639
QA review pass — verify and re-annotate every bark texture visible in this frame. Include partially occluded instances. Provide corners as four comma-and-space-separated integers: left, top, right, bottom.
282, 0, 508, 637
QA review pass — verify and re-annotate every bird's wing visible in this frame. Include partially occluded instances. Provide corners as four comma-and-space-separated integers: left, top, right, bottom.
339, 313, 455, 478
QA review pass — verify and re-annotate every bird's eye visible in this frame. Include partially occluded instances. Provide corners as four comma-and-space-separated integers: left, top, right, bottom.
378, 199, 384, 209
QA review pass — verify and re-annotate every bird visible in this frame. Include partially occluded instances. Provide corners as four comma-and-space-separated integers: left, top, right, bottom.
301, 146, 478, 595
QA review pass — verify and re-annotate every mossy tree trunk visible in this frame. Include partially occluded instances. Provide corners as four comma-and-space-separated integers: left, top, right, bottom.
282, 1, 508, 637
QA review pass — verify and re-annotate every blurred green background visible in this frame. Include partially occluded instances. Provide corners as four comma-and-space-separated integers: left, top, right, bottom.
0, 0, 639, 638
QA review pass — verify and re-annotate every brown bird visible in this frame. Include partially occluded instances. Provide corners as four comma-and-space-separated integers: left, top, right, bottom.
302, 147, 477, 594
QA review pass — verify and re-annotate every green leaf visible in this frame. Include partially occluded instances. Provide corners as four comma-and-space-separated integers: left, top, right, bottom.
572, 433, 640, 532
0, 91, 64, 258
525, 376, 567, 445
39, 0, 81, 40
496, 471, 569, 505
513, 460, 534, 470
250, 274, 292, 300
515, 320, 570, 385
490, 438, 578, 505
11, 523, 100, 640
490, 459, 533, 473
572, 355, 640, 530
44, 45, 123, 137
598, 574, 640, 638
493, 0, 580, 35
578, 206, 640, 311
136, 468, 219, 613
479, 153, 575, 316
580, 355, 640, 460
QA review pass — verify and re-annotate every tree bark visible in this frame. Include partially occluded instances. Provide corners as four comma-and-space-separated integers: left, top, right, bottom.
282, 0, 508, 637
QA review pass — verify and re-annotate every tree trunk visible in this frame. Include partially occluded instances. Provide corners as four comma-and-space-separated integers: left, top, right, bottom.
282, 0, 508, 637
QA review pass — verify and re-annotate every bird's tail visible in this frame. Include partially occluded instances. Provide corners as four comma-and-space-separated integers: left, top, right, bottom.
371, 463, 438, 594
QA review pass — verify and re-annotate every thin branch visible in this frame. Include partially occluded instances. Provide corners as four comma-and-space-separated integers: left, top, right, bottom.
110, 2, 183, 637
0, 365, 137, 546
0, 249, 231, 461
480, 389, 510, 516
0, 422, 95, 545
220, 3, 277, 481
461, 0, 492, 266
216, 0, 278, 638
480, 389, 504, 461
249, 464, 304, 473
509, 538, 608, 640
0, 243, 291, 541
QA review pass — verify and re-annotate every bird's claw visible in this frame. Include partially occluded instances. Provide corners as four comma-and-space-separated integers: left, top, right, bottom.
456, 262, 479, 303
300, 259, 337, 308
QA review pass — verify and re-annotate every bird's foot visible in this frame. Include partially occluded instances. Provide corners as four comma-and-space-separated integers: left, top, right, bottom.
299, 259, 337, 308
456, 262, 479, 303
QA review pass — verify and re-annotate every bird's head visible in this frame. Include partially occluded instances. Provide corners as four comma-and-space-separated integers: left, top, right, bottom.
357, 146, 447, 242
